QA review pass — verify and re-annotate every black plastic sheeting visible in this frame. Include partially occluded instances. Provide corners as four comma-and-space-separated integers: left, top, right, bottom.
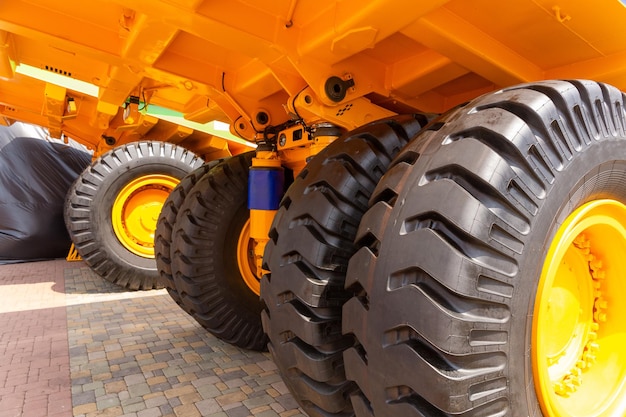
0, 124, 91, 263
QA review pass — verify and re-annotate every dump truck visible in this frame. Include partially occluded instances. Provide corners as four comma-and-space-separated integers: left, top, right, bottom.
2, 0, 626, 416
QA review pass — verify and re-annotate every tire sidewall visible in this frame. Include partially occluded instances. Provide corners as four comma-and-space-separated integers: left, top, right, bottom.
219, 203, 262, 316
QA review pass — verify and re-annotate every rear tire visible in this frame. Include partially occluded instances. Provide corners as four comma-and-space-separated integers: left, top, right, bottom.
65, 141, 202, 290
343, 81, 626, 416
261, 115, 429, 416
155, 160, 221, 300
170, 152, 267, 351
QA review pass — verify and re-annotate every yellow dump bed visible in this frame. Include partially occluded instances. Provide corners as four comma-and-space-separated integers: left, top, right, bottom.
1, 0, 625, 155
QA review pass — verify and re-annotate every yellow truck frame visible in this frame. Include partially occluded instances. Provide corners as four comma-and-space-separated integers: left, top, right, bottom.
2, 1, 626, 416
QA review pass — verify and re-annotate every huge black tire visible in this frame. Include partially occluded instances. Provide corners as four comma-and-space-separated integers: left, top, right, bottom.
343, 81, 626, 417
65, 141, 203, 290
154, 160, 222, 301
170, 152, 267, 351
261, 115, 430, 417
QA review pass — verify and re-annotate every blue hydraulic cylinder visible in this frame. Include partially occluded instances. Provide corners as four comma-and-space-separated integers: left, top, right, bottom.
248, 167, 285, 210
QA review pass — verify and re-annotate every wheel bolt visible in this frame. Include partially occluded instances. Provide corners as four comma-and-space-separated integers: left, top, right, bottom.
592, 270, 605, 280
583, 352, 596, 365
590, 259, 603, 271
595, 298, 608, 309
555, 382, 568, 397
573, 234, 590, 249
568, 375, 582, 387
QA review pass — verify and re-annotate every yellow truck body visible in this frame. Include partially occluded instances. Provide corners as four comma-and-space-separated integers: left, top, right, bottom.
1, 0, 625, 152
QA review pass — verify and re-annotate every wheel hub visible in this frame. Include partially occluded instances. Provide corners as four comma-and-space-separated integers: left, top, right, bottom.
237, 219, 261, 295
112, 174, 179, 258
533, 200, 626, 416
547, 234, 602, 397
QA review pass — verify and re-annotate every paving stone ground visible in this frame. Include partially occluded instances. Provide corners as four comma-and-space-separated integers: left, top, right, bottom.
0, 259, 306, 417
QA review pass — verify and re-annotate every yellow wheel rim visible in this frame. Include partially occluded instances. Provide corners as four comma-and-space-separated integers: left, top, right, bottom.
237, 219, 261, 295
112, 174, 179, 258
533, 199, 626, 416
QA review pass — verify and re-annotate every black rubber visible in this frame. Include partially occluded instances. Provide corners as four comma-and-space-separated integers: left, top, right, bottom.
342, 81, 626, 416
154, 160, 221, 301
170, 151, 267, 351
65, 141, 203, 290
261, 115, 430, 417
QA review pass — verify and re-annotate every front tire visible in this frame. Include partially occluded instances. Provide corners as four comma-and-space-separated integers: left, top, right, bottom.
65, 141, 202, 290
343, 81, 626, 416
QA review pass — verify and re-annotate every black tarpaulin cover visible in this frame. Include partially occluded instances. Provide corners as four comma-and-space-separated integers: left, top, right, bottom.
0, 124, 91, 263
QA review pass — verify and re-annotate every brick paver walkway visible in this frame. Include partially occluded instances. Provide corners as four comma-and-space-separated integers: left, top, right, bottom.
0, 259, 305, 417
